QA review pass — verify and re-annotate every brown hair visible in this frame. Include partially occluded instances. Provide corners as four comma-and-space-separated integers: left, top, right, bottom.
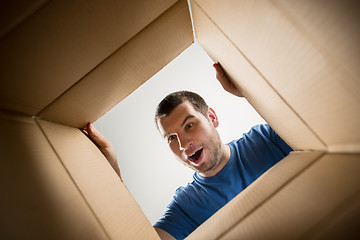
155, 91, 209, 125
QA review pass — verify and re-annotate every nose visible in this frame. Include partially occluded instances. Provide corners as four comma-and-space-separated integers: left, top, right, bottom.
177, 134, 192, 151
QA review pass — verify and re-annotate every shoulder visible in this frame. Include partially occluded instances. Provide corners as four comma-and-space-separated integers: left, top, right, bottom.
240, 123, 292, 154
249, 124, 272, 136
228, 124, 272, 146
243, 123, 280, 143
229, 123, 292, 153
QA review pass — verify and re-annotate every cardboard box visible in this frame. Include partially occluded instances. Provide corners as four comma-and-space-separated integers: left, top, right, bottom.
1, 0, 359, 239
1, 0, 191, 239
187, 0, 360, 239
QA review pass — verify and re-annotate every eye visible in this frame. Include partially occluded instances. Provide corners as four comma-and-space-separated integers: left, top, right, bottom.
185, 123, 193, 131
167, 135, 176, 143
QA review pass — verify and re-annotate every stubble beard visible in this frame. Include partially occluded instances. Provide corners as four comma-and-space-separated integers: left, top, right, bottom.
198, 131, 223, 175
179, 128, 224, 175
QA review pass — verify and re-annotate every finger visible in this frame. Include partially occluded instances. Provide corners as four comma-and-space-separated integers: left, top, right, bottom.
86, 123, 110, 148
213, 62, 225, 78
213, 63, 244, 97
213, 63, 231, 90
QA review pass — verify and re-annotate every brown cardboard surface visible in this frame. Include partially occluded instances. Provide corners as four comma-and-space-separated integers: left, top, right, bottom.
190, 0, 326, 151
37, 119, 160, 239
300, 191, 360, 240
0, 0, 177, 116
186, 151, 324, 239
187, 153, 360, 239
189, 1, 360, 238
0, 111, 108, 239
192, 0, 360, 150
38, 0, 193, 128
275, 0, 360, 80
1, 0, 360, 239
0, 0, 48, 38
222, 153, 360, 240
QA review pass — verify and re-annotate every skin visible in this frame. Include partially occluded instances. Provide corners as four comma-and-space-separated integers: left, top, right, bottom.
86, 62, 242, 240
86, 123, 122, 180
213, 62, 244, 97
154, 103, 230, 239
157, 102, 230, 177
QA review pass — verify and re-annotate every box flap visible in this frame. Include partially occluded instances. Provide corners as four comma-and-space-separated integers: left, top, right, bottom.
216, 153, 360, 239
38, 0, 193, 128
191, 0, 360, 151
37, 119, 160, 239
0, 111, 108, 239
187, 152, 360, 239
0, 0, 177, 116
190, 0, 326, 151
0, 0, 48, 38
187, 151, 324, 239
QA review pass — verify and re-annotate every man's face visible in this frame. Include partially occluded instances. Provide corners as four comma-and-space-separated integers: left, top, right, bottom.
157, 101, 223, 176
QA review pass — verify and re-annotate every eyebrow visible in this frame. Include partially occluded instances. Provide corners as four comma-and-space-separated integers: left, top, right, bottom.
181, 114, 195, 128
163, 114, 195, 138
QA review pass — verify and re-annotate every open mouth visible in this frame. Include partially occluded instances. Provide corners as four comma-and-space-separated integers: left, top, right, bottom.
189, 148, 203, 163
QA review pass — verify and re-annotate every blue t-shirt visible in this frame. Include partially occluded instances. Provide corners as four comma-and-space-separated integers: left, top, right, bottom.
153, 124, 292, 239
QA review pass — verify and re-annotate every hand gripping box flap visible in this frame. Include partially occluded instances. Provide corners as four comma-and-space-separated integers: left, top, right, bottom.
189, 0, 360, 238
191, 0, 360, 152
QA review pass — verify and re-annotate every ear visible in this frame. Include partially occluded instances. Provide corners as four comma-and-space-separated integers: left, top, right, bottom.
208, 107, 219, 128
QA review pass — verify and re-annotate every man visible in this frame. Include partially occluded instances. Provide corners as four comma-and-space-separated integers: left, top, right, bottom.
87, 63, 292, 239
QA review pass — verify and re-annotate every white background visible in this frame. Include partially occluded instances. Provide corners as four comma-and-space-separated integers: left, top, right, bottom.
94, 42, 266, 224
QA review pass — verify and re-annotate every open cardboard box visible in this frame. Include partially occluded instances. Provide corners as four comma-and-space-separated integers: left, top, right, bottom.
1, 0, 359, 239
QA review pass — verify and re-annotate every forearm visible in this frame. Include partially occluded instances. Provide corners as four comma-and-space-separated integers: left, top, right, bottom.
99, 146, 122, 180
96, 145, 123, 181
86, 123, 123, 181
